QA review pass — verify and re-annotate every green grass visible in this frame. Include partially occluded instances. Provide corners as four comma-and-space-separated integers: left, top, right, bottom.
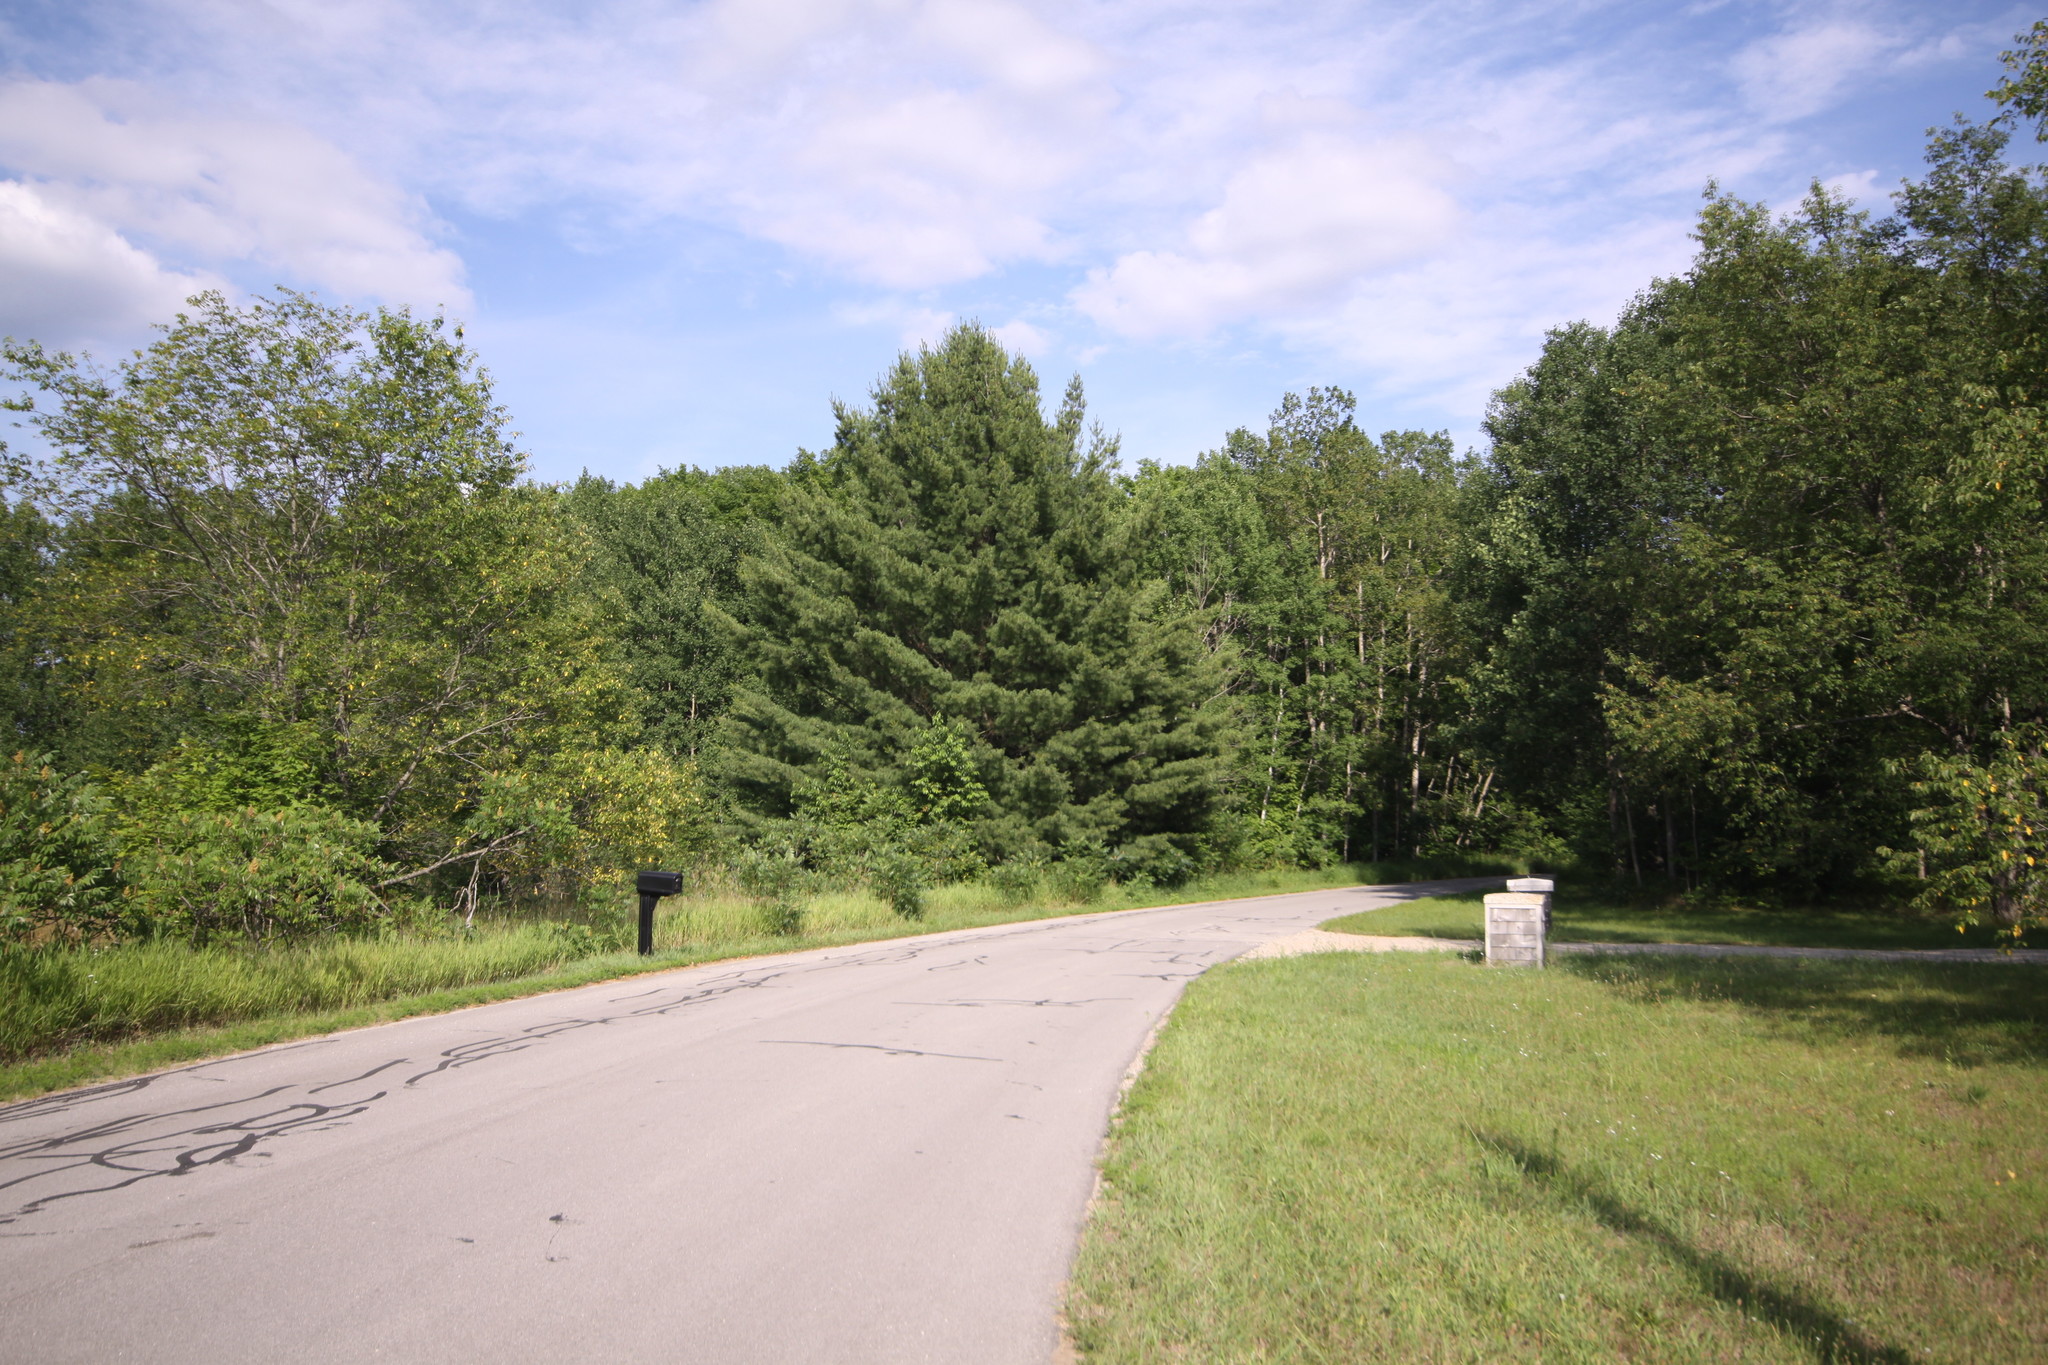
1067, 950, 2048, 1363
0, 857, 1499, 1103
1323, 886, 2040, 951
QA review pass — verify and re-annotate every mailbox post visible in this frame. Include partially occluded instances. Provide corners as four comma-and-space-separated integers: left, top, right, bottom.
636, 870, 684, 955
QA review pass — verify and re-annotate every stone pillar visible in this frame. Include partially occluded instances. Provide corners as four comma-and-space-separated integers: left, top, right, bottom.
1504, 876, 1555, 932
1484, 892, 1547, 967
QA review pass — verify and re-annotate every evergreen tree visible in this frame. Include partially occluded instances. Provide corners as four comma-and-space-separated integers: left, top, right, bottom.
719, 325, 1221, 871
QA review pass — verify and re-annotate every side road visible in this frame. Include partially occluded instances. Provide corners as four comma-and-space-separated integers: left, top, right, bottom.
0, 878, 1493, 1365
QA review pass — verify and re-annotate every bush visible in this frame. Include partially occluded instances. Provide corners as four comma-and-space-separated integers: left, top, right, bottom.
1050, 851, 1108, 904
1107, 837, 1196, 891
870, 849, 928, 920
119, 805, 391, 944
987, 857, 1042, 904
736, 848, 813, 935
0, 752, 121, 942
1893, 727, 2048, 941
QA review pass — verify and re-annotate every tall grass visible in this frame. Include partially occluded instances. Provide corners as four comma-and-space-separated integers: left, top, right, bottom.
0, 927, 597, 1063
0, 856, 1512, 1086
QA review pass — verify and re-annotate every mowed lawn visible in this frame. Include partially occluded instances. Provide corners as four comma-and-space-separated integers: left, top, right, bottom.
1067, 951, 2048, 1363
1324, 888, 2042, 952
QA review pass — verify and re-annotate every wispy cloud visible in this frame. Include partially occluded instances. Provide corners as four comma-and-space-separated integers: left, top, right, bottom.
1073, 129, 1465, 338
1733, 18, 1905, 122
0, 74, 468, 344
0, 0, 2024, 466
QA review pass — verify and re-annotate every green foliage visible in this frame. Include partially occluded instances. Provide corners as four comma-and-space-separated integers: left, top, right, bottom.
719, 324, 1223, 866
906, 716, 988, 823
1990, 19, 2048, 138
0, 752, 120, 941
121, 720, 334, 816
1130, 388, 1476, 867
564, 466, 782, 757
1049, 846, 1109, 904
735, 846, 815, 935
0, 497, 61, 743
117, 804, 390, 944
3, 290, 642, 903
13, 42, 2048, 947
1468, 93, 2048, 890
986, 855, 1042, 904
868, 848, 928, 920
1893, 726, 2048, 940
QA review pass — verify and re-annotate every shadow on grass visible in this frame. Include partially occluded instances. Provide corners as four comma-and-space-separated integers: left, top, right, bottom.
1555, 954, 2048, 1069
1474, 1132, 1913, 1365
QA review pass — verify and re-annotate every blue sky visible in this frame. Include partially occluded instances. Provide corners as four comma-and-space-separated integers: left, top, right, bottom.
0, 1, 2034, 483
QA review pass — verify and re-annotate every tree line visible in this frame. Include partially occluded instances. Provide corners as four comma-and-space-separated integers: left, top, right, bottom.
5, 30, 2048, 944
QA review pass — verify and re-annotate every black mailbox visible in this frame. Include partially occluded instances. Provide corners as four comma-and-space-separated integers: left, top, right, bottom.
637, 870, 684, 898
635, 870, 684, 954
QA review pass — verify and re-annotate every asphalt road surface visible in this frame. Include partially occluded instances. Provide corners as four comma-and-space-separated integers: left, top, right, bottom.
0, 879, 1492, 1364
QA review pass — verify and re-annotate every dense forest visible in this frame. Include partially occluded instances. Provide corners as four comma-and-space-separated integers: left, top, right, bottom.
6, 35, 2048, 947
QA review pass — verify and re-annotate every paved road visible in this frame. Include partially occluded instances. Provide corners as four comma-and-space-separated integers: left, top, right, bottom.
0, 879, 1490, 1364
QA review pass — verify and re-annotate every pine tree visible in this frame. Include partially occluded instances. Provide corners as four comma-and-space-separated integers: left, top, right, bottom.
719, 325, 1221, 871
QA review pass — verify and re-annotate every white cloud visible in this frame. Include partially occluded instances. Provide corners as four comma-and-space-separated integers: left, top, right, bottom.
1073, 133, 1463, 339
3, 0, 2019, 466
989, 319, 1050, 356
0, 179, 217, 343
1823, 168, 1886, 206
1732, 20, 1901, 122
833, 299, 957, 349
0, 77, 468, 319
299, 0, 1120, 290
1285, 213, 1695, 418
742, 85, 1075, 286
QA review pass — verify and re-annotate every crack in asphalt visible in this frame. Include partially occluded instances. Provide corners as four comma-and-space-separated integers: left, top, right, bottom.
759, 1040, 1005, 1062
0, 929, 1195, 1224
895, 998, 1125, 1009
0, 882, 1486, 1229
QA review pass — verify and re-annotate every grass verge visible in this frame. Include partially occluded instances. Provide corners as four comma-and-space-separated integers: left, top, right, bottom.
0, 857, 1501, 1104
1067, 950, 2048, 1363
1321, 886, 2041, 951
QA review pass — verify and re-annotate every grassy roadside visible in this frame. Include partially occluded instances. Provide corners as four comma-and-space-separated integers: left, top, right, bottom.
1067, 950, 2048, 1363
0, 858, 1499, 1104
1322, 887, 2042, 951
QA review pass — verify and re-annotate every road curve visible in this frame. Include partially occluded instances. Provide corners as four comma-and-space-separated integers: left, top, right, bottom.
0, 879, 1490, 1364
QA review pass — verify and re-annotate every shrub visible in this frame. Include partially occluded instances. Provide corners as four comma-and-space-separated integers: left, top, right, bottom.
870, 849, 928, 919
119, 805, 391, 944
736, 848, 813, 935
987, 857, 1042, 905
0, 752, 122, 942
1050, 851, 1108, 904
1893, 726, 2048, 941
1107, 837, 1196, 890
